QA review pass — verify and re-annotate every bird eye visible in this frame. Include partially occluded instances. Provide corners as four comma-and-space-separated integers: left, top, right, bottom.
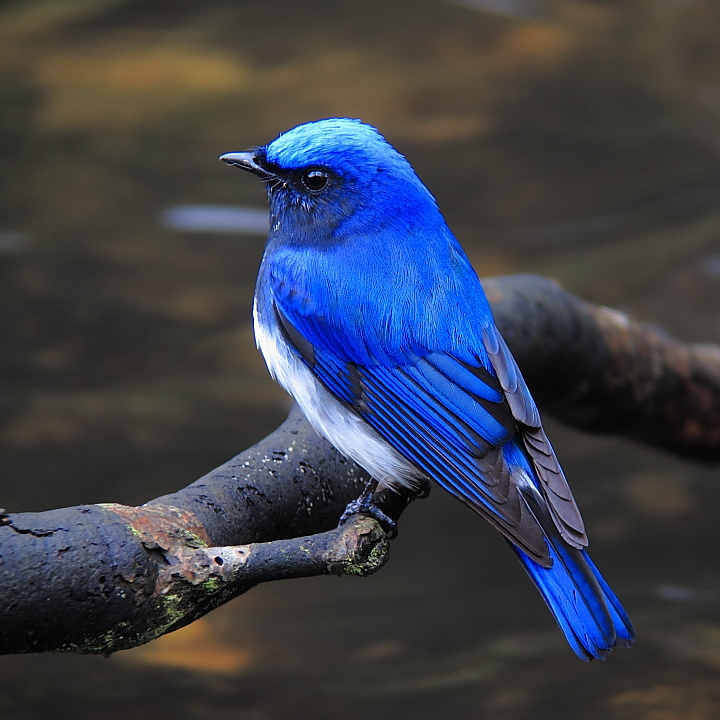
301, 169, 329, 193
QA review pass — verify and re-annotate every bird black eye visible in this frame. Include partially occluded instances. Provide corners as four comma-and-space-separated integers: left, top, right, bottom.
301, 168, 329, 193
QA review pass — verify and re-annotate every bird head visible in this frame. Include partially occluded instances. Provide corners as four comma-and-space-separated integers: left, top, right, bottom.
220, 118, 439, 242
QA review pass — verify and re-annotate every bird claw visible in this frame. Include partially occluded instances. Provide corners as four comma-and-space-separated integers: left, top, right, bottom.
340, 482, 398, 538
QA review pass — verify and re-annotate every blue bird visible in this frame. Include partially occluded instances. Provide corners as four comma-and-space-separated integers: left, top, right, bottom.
220, 118, 634, 660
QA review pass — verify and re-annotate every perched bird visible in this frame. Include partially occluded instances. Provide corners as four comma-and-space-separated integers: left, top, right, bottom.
220, 118, 634, 660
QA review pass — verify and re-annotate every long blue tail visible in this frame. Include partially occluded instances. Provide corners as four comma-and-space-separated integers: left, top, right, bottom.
510, 531, 635, 660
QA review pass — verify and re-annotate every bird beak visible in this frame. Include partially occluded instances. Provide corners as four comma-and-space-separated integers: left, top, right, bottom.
219, 151, 267, 177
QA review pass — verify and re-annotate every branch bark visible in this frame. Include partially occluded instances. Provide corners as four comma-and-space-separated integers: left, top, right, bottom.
2, 274, 719, 655
485, 274, 720, 460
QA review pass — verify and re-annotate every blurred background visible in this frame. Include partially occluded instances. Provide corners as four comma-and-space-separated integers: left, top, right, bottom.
2, 0, 720, 717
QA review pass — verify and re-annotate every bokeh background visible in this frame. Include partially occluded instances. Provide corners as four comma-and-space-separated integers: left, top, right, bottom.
2, 0, 720, 718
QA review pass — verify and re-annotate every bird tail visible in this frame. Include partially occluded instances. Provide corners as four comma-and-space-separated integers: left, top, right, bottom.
510, 530, 635, 660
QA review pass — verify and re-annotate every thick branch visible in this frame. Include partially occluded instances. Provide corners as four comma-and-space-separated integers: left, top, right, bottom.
0, 409, 408, 654
0, 503, 389, 655
485, 275, 720, 460
1, 274, 719, 655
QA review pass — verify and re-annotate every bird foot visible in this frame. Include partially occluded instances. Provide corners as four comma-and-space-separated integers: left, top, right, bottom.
340, 481, 397, 537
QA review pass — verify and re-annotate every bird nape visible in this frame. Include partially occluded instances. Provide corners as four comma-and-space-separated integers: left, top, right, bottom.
220, 117, 634, 661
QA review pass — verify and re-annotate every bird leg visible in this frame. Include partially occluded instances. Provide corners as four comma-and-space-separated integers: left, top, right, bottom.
339, 478, 398, 536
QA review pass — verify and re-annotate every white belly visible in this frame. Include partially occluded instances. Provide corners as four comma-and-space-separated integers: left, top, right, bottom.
253, 299, 422, 491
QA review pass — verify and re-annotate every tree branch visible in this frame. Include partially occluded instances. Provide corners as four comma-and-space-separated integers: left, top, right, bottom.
2, 274, 719, 655
485, 275, 720, 460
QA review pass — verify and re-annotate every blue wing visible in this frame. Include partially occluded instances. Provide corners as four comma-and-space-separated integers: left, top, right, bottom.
270, 287, 586, 566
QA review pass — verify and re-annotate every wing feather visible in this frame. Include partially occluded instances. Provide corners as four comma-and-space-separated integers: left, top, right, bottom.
482, 325, 586, 547
272, 296, 585, 559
